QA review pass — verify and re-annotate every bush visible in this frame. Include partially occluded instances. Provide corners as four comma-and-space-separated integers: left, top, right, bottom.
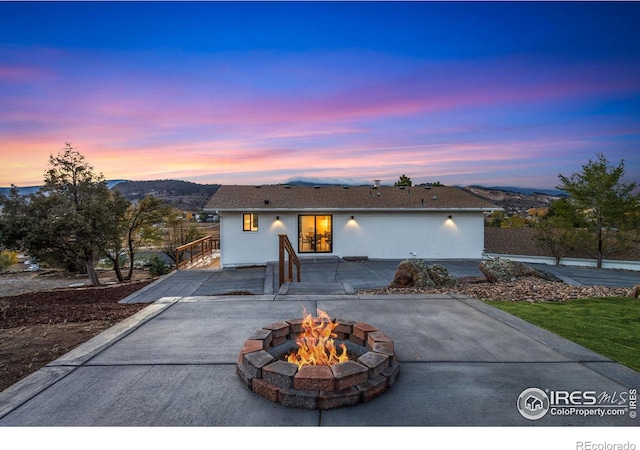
0, 251, 19, 271
148, 255, 171, 277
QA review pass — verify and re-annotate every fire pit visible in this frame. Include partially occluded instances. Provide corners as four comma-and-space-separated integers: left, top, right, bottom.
236, 309, 400, 409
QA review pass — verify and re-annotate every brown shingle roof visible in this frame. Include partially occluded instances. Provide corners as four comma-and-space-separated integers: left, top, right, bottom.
484, 227, 640, 261
205, 184, 499, 211
484, 227, 549, 257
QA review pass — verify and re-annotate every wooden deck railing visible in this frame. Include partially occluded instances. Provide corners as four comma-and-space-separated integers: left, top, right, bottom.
176, 235, 219, 269
279, 234, 301, 287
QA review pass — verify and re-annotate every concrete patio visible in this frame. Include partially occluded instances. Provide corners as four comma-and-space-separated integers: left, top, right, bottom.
0, 258, 638, 427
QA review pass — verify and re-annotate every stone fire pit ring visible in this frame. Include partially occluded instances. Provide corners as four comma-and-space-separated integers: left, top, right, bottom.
236, 317, 400, 410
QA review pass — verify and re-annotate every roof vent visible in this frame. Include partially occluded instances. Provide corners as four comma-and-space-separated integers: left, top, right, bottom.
284, 185, 291, 189
432, 196, 437, 201
373, 179, 381, 187
264, 199, 270, 205
255, 185, 261, 188
314, 186, 321, 189
343, 186, 349, 189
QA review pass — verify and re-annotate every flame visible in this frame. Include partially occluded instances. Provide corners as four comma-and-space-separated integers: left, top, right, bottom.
287, 309, 349, 369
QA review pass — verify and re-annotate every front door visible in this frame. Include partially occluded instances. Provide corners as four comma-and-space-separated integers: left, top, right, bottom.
298, 215, 332, 253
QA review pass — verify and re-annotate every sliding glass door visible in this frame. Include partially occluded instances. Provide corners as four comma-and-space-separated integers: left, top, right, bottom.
298, 215, 332, 253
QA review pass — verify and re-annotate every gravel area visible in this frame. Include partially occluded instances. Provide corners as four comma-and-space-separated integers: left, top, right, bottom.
0, 271, 88, 297
359, 276, 630, 302
0, 268, 153, 297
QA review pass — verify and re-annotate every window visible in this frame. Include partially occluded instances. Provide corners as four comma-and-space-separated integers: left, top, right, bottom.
243, 213, 259, 232
298, 215, 332, 253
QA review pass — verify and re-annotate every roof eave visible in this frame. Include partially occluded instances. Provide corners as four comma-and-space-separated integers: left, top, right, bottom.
204, 207, 500, 212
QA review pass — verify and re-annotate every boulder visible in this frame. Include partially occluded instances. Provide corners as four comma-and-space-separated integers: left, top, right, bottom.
426, 264, 459, 287
389, 259, 434, 289
389, 260, 459, 288
627, 284, 640, 299
479, 258, 562, 283
531, 267, 563, 283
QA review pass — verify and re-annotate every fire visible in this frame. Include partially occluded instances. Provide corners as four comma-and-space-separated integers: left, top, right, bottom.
287, 309, 349, 369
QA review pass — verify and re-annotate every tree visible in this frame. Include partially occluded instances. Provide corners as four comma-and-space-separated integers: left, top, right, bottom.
161, 210, 202, 264
0, 185, 31, 251
486, 210, 504, 227
121, 196, 171, 280
394, 174, 412, 187
0, 144, 127, 285
555, 153, 639, 268
100, 193, 134, 283
500, 215, 527, 229
535, 198, 583, 264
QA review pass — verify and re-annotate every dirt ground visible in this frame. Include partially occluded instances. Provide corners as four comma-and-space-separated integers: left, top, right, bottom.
0, 269, 154, 393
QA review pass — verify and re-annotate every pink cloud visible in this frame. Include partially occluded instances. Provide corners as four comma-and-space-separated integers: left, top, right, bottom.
1, 47, 638, 188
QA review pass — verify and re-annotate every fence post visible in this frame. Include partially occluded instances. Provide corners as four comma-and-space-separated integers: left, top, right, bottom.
278, 234, 300, 287
279, 235, 285, 287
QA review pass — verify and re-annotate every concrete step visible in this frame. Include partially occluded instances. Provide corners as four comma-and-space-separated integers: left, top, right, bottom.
277, 281, 355, 295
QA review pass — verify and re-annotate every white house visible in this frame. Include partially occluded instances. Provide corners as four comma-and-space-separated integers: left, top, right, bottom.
204, 184, 499, 268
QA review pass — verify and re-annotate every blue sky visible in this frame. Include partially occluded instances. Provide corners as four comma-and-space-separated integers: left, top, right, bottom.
1, 1, 639, 188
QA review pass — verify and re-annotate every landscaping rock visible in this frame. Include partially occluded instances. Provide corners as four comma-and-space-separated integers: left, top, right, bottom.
389, 259, 459, 288
479, 258, 532, 282
362, 276, 628, 303
427, 264, 459, 287
627, 284, 640, 299
479, 257, 561, 283
389, 259, 434, 288
531, 267, 563, 283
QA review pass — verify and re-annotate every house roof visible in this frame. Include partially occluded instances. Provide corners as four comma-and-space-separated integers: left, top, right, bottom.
204, 184, 500, 212
484, 227, 640, 261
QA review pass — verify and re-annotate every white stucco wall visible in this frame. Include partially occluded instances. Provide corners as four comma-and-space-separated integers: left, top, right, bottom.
338, 211, 484, 260
219, 210, 486, 267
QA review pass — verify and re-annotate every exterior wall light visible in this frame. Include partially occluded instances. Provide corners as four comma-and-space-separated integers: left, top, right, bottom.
276, 216, 280, 221
448, 215, 453, 219
351, 215, 355, 220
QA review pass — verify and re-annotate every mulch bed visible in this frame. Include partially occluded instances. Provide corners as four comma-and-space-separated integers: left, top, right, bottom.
0, 281, 152, 392
1, 281, 153, 328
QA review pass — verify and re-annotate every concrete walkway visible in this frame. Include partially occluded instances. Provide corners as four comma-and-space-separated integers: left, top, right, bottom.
120, 257, 640, 304
0, 259, 638, 426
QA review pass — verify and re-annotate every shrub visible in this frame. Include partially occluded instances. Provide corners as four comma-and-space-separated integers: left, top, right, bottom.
0, 251, 19, 271
148, 255, 171, 277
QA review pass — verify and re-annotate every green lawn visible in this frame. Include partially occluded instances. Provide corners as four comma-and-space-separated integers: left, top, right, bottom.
484, 297, 640, 372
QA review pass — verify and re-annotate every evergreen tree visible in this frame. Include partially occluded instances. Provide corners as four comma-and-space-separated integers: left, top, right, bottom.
0, 144, 128, 285
394, 174, 412, 186
554, 153, 639, 267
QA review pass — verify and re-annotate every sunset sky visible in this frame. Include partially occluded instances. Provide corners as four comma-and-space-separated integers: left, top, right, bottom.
1, 1, 639, 189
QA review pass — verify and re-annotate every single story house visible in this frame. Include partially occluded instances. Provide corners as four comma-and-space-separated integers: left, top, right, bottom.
204, 184, 500, 268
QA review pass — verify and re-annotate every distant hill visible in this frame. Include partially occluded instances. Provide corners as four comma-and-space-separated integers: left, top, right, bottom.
0, 179, 220, 212
0, 180, 127, 198
462, 185, 564, 215
113, 180, 220, 211
475, 185, 565, 197
0, 185, 41, 197
285, 177, 367, 186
